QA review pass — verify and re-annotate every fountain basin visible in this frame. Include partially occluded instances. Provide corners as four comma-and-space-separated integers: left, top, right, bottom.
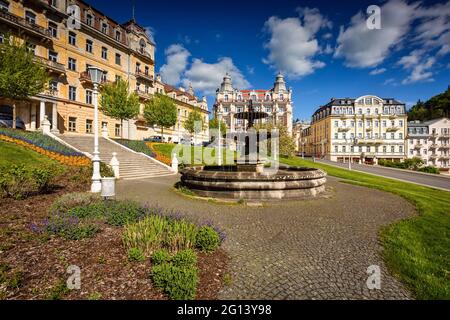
180, 165, 327, 200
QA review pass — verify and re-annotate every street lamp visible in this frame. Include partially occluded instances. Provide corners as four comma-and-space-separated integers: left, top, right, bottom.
217, 111, 223, 166
88, 66, 104, 193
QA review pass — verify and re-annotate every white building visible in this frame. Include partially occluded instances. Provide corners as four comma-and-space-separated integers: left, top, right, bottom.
213, 73, 293, 135
407, 118, 450, 169
309, 95, 408, 164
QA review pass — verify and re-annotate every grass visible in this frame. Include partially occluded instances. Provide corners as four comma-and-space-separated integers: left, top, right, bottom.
0, 140, 58, 168
280, 156, 450, 300
152, 143, 236, 166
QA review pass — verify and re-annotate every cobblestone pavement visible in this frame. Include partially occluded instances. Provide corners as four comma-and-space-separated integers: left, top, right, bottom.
117, 175, 415, 300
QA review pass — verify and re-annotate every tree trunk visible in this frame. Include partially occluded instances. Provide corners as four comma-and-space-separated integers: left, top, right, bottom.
12, 103, 16, 129
121, 119, 124, 139
161, 127, 164, 143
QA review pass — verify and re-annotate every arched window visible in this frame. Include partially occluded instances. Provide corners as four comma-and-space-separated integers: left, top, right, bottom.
358, 108, 362, 115
224, 95, 228, 102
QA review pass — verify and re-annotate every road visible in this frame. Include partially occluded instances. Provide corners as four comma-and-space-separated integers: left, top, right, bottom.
311, 158, 450, 191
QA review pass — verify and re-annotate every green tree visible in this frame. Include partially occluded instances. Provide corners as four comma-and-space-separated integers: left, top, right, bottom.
408, 87, 450, 121
143, 94, 177, 142
0, 36, 49, 129
209, 116, 227, 140
184, 110, 205, 145
100, 79, 140, 138
254, 123, 296, 157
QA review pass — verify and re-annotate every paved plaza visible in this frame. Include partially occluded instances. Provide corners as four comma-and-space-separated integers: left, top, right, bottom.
117, 175, 415, 300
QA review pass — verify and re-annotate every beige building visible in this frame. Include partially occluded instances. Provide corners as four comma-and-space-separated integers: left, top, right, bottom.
0, 0, 208, 142
293, 120, 310, 154
213, 73, 293, 135
309, 95, 408, 164
407, 118, 450, 169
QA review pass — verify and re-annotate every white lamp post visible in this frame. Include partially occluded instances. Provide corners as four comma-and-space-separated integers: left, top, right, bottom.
88, 66, 104, 193
217, 111, 223, 166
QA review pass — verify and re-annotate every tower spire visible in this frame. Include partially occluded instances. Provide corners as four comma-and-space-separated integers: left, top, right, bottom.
132, 0, 136, 21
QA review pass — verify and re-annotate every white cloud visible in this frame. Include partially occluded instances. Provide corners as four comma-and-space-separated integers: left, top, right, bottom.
263, 8, 331, 78
246, 66, 255, 75
182, 57, 250, 95
334, 0, 418, 68
323, 33, 333, 39
144, 26, 155, 43
159, 44, 191, 86
383, 78, 397, 85
401, 56, 436, 84
369, 68, 386, 75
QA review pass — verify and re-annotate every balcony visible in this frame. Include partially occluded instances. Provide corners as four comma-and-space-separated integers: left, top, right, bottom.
429, 154, 438, 159
33, 56, 65, 75
440, 133, 450, 138
439, 155, 450, 160
414, 144, 423, 149
429, 144, 439, 149
365, 127, 373, 131
0, 9, 52, 41
386, 126, 400, 132
133, 48, 155, 65
356, 139, 383, 145
80, 72, 111, 85
135, 88, 151, 100
135, 70, 154, 83
338, 127, 352, 132
440, 145, 450, 149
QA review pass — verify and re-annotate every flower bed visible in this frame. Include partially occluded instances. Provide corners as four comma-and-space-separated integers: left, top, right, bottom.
0, 129, 89, 166
114, 139, 156, 158
146, 142, 172, 166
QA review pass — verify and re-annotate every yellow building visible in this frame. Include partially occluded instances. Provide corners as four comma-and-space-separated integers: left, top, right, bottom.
0, 0, 208, 141
308, 95, 408, 164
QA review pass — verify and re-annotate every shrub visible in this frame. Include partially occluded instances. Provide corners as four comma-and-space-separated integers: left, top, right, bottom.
44, 212, 99, 240
50, 192, 101, 214
31, 167, 57, 192
128, 247, 146, 262
104, 200, 144, 226
418, 166, 440, 174
195, 226, 220, 253
172, 249, 197, 268
151, 263, 199, 300
123, 215, 198, 256
151, 249, 172, 265
114, 139, 155, 158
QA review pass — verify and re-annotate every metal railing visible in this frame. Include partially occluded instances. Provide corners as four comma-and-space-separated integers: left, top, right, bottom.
0, 9, 52, 38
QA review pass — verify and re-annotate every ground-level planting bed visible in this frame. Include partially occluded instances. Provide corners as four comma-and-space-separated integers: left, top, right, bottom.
1, 193, 228, 300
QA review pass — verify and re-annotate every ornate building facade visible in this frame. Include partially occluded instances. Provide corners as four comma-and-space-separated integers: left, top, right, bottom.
213, 73, 293, 135
293, 120, 310, 154
0, 0, 208, 141
309, 95, 408, 164
407, 118, 450, 169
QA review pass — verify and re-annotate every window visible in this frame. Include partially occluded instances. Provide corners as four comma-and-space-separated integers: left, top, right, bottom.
50, 0, 57, 7
26, 42, 36, 54
115, 31, 121, 41
399, 120, 404, 127
358, 108, 362, 115
101, 23, 108, 34
101, 47, 108, 59
49, 80, 58, 92
25, 11, 36, 24
68, 58, 76, 71
334, 121, 338, 127
68, 117, 77, 132
358, 121, 363, 128
383, 146, 387, 153
366, 108, 371, 115
224, 95, 229, 102
383, 133, 387, 139
48, 50, 58, 62
0, 0, 9, 11
334, 133, 338, 139
115, 75, 121, 83
115, 53, 121, 65
391, 133, 395, 140
399, 133, 403, 139
86, 90, 93, 104
48, 22, 57, 38
145, 66, 149, 76
68, 31, 76, 46
85, 119, 93, 134
279, 94, 284, 101
86, 14, 93, 26
115, 124, 121, 137
391, 146, 395, 153
86, 39, 93, 53
69, 86, 76, 101
335, 146, 338, 153
136, 62, 141, 73
382, 121, 387, 127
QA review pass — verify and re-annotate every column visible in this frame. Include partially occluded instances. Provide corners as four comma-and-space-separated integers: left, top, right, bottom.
39, 100, 46, 130
30, 104, 37, 131
51, 103, 58, 133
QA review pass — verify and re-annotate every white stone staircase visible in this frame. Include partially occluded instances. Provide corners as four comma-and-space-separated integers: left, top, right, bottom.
57, 134, 174, 180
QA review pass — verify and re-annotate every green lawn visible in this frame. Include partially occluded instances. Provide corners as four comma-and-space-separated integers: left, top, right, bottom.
281, 156, 450, 300
152, 143, 236, 165
0, 140, 58, 168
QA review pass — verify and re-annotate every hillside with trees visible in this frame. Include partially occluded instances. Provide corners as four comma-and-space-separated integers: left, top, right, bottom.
408, 86, 450, 121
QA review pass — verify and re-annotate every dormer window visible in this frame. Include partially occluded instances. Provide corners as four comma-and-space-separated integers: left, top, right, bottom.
101, 22, 108, 34
86, 14, 93, 26
139, 39, 146, 53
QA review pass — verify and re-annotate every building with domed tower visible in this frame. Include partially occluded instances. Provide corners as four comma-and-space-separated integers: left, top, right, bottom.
213, 73, 293, 135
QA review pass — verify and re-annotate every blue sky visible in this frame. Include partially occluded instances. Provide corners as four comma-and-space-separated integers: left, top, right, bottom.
90, 0, 450, 121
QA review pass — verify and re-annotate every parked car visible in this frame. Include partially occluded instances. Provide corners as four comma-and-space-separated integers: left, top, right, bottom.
0, 113, 25, 130
146, 136, 163, 143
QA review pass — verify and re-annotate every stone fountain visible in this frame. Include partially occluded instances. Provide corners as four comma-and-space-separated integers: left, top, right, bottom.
180, 100, 327, 200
